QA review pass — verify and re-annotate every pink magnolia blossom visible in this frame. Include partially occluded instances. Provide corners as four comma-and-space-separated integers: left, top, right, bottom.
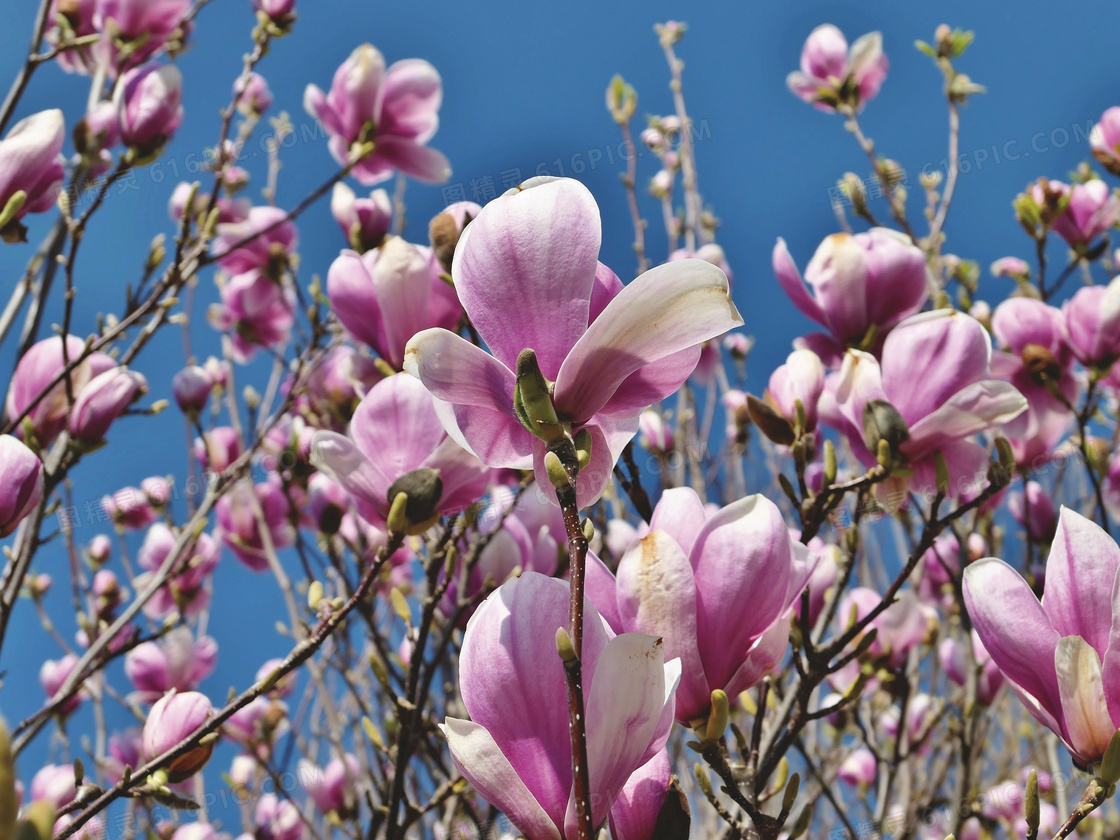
1008, 480, 1058, 542
31, 764, 77, 809
6, 336, 115, 445
441, 572, 679, 840
331, 182, 391, 252
195, 426, 242, 473
1091, 107, 1120, 176
405, 177, 742, 508
786, 24, 889, 113
327, 237, 462, 370
0, 109, 65, 241
255, 794, 303, 840
637, 409, 673, 453
765, 348, 825, 433
141, 690, 215, 782
209, 271, 296, 362
172, 365, 213, 415
774, 229, 928, 366
838, 748, 877, 787
252, 0, 296, 21
68, 366, 149, 442
0, 435, 44, 537
133, 522, 220, 619
213, 206, 298, 276
830, 310, 1027, 499
301, 754, 360, 815
94, 0, 192, 72
965, 507, 1120, 766
989, 297, 1076, 467
990, 256, 1030, 279
304, 44, 450, 186
125, 627, 218, 703
215, 478, 295, 571
234, 71, 272, 116
40, 653, 86, 715
1063, 275, 1120, 368
102, 485, 157, 529
312, 373, 489, 527
1033, 179, 1120, 249
939, 630, 1005, 706
586, 488, 815, 725
115, 62, 183, 158
169, 180, 248, 225
668, 243, 733, 286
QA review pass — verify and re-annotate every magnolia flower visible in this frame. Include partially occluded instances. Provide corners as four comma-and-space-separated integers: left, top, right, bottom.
442, 572, 679, 840
965, 507, 1120, 766
234, 72, 273, 116
31, 764, 78, 808
405, 177, 741, 508
115, 62, 183, 159
1008, 480, 1058, 542
215, 478, 295, 571
94, 0, 192, 72
989, 297, 1076, 467
209, 271, 296, 362
1063, 275, 1120, 369
301, 754, 360, 815
830, 310, 1027, 499
172, 365, 213, 415
6, 336, 116, 445
0, 109, 65, 242
304, 44, 450, 185
213, 206, 298, 276
774, 229, 928, 366
132, 522, 220, 619
1032, 179, 1120, 249
1092, 107, 1120, 176
787, 24, 889, 113
141, 690, 215, 782
939, 630, 1005, 706
327, 237, 462, 370
68, 366, 149, 442
990, 256, 1031, 280
311, 373, 489, 527
586, 488, 815, 724
125, 628, 218, 704
255, 794, 303, 840
0, 435, 44, 538
40, 654, 86, 715
331, 182, 391, 252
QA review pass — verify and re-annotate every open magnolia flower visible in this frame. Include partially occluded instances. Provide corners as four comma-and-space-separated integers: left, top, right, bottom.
405, 177, 742, 507
442, 572, 679, 840
965, 508, 1120, 767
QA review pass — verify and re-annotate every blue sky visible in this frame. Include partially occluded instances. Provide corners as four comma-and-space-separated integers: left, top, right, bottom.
1, 0, 1118, 825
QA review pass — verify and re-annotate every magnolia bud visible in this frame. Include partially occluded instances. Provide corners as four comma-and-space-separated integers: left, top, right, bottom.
862, 400, 909, 463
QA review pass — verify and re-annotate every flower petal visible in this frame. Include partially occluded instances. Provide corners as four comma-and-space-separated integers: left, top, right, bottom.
585, 550, 623, 634
378, 58, 442, 143
648, 487, 708, 557
364, 238, 432, 369
608, 752, 672, 840
555, 259, 742, 423
452, 177, 600, 377
442, 718, 561, 840
962, 557, 1062, 724
1043, 507, 1120, 658
1054, 636, 1117, 765
567, 634, 677, 834
309, 431, 392, 523
373, 136, 451, 184
404, 328, 535, 468
904, 380, 1028, 456
349, 374, 447, 481
327, 250, 387, 355
616, 531, 708, 724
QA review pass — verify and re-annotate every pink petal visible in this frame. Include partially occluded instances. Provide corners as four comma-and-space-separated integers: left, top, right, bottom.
452, 177, 600, 377
585, 550, 623, 634
773, 238, 825, 326
442, 718, 561, 840
567, 634, 679, 834
608, 752, 672, 840
616, 531, 708, 724
460, 573, 612, 830
1043, 507, 1120, 658
404, 328, 534, 469
327, 250, 387, 354
419, 436, 490, 519
309, 431, 392, 524
648, 487, 708, 557
373, 136, 451, 184
905, 380, 1028, 457
379, 59, 442, 143
350, 374, 447, 481
554, 259, 741, 423
1054, 636, 1117, 765
364, 238, 433, 369
963, 558, 1062, 724
531, 415, 638, 510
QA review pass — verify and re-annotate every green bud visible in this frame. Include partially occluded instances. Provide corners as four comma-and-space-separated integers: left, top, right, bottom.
0, 190, 27, 232
307, 580, 324, 611
390, 587, 412, 625
573, 427, 593, 471
782, 772, 800, 817
581, 518, 595, 542
555, 626, 577, 663
1025, 769, 1040, 835
386, 491, 409, 534
933, 450, 950, 495
368, 652, 391, 693
18, 801, 55, 840
1099, 729, 1120, 785
694, 763, 713, 798
823, 439, 837, 486
514, 349, 565, 444
361, 716, 386, 751
606, 74, 637, 124
543, 451, 569, 490
705, 690, 729, 741
0, 719, 17, 839
790, 804, 813, 839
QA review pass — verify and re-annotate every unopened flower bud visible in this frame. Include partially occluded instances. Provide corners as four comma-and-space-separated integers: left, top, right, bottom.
386, 468, 443, 530
141, 691, 214, 782
862, 399, 909, 463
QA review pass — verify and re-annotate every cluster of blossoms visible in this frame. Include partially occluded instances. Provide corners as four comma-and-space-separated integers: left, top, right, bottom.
8, 7, 1120, 840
